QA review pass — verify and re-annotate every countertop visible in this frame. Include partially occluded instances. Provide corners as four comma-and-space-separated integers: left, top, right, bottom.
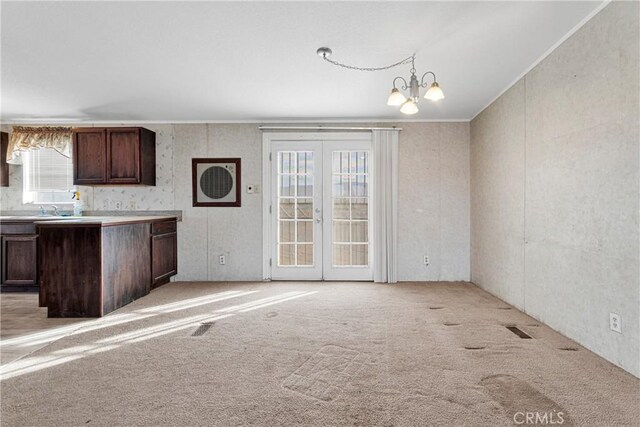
0, 215, 178, 227
0, 210, 183, 221
34, 215, 178, 227
0, 216, 71, 222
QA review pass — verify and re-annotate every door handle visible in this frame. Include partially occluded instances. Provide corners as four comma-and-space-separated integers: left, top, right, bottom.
316, 217, 322, 223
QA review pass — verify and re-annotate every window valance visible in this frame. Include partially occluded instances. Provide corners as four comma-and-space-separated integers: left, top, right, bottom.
7, 126, 72, 165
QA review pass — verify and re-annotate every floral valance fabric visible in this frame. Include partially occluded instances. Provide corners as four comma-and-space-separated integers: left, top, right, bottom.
7, 126, 72, 164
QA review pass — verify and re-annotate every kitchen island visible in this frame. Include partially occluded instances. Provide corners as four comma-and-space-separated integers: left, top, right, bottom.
37, 216, 177, 317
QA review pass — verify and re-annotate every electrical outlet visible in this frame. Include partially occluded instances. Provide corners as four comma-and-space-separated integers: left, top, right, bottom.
424, 256, 430, 266
609, 313, 622, 333
219, 255, 226, 265
115, 201, 122, 210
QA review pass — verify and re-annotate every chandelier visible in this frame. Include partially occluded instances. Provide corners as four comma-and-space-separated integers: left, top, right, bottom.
317, 47, 444, 115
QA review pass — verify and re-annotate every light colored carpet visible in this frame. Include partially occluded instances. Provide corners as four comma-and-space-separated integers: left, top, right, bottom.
0, 293, 91, 364
1, 281, 638, 426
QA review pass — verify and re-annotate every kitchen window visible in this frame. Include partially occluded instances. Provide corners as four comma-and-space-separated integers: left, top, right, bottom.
22, 148, 75, 204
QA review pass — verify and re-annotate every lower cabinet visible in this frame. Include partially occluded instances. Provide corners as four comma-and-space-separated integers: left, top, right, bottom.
1, 235, 38, 289
151, 221, 177, 289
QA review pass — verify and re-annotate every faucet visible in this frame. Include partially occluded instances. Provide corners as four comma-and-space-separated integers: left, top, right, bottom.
51, 205, 59, 216
39, 205, 47, 216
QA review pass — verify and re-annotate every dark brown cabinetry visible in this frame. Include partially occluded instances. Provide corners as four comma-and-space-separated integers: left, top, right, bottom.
74, 128, 107, 184
2, 235, 38, 288
1, 131, 9, 187
37, 216, 178, 317
0, 221, 38, 291
151, 220, 177, 289
73, 127, 156, 186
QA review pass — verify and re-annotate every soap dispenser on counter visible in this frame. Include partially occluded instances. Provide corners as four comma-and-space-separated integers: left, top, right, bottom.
72, 191, 83, 216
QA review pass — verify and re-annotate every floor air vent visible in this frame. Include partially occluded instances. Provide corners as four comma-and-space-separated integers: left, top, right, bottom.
191, 323, 213, 337
506, 326, 532, 339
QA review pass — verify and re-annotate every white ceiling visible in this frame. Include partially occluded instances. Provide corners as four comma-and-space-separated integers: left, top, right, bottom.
1, 1, 605, 123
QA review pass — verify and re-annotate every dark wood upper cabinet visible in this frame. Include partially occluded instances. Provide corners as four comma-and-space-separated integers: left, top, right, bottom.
107, 128, 140, 183
74, 128, 107, 185
73, 127, 156, 186
1, 131, 9, 187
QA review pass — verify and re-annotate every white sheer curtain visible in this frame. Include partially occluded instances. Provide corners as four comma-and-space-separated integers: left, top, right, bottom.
372, 129, 399, 283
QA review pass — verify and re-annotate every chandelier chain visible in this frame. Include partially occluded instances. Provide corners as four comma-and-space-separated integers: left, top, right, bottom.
321, 54, 415, 72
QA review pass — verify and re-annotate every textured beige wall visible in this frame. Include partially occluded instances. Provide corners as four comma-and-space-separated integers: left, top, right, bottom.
471, 80, 526, 308
173, 124, 264, 281
398, 122, 470, 281
471, 2, 639, 376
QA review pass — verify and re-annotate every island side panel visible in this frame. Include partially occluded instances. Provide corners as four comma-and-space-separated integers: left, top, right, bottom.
38, 225, 103, 317
101, 223, 151, 315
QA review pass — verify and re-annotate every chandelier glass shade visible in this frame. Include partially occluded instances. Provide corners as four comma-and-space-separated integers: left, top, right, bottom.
317, 47, 444, 115
387, 68, 444, 115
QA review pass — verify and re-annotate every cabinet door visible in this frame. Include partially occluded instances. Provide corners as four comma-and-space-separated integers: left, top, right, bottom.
107, 128, 140, 184
1, 235, 38, 286
1, 132, 8, 187
151, 232, 177, 288
74, 129, 107, 184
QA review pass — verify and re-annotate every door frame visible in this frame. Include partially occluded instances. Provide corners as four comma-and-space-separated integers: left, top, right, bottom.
262, 132, 372, 280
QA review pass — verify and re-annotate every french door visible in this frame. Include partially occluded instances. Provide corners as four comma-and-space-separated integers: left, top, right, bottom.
266, 135, 373, 281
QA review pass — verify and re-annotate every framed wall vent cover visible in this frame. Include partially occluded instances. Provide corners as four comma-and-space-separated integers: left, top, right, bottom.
192, 158, 241, 207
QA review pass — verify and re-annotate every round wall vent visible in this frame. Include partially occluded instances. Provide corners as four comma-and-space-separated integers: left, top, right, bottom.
200, 166, 233, 199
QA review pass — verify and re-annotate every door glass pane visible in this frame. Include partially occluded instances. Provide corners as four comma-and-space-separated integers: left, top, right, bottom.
332, 175, 350, 197
297, 198, 313, 219
279, 175, 295, 197
297, 244, 313, 266
279, 198, 295, 219
297, 221, 313, 242
333, 244, 351, 266
351, 175, 368, 197
279, 244, 295, 266
352, 198, 368, 220
352, 151, 368, 173
297, 152, 313, 174
333, 221, 350, 243
333, 152, 351, 173
352, 221, 368, 242
279, 221, 295, 243
333, 198, 350, 219
277, 151, 314, 267
351, 245, 368, 266
297, 174, 313, 197
280, 152, 296, 174
331, 150, 369, 268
